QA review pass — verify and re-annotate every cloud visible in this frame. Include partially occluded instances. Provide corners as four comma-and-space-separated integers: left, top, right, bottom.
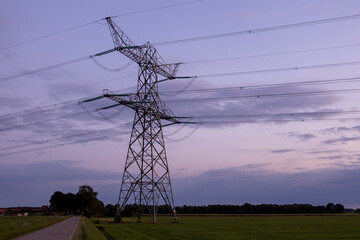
0, 100, 133, 153
321, 125, 360, 134
285, 132, 316, 141
322, 136, 360, 144
0, 78, 341, 151
173, 166, 360, 208
0, 160, 121, 207
161, 80, 340, 128
1, 160, 360, 208
306, 149, 341, 155
271, 149, 294, 153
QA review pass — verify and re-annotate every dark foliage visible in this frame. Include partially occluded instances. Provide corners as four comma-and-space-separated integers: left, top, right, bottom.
173, 203, 345, 214
49, 185, 105, 217
50, 186, 345, 217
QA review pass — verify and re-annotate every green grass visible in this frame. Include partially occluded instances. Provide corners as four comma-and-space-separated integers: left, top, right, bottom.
79, 217, 107, 240
0, 215, 66, 240
94, 214, 360, 240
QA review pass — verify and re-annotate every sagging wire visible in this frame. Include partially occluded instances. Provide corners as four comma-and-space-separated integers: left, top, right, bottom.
164, 124, 199, 142
160, 76, 197, 97
78, 101, 128, 126
78, 101, 104, 120
90, 55, 133, 72
98, 106, 126, 124
163, 123, 188, 136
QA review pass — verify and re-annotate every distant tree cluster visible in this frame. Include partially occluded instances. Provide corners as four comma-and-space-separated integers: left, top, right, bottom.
173, 203, 345, 214
112, 202, 345, 217
49, 185, 111, 217
50, 186, 346, 217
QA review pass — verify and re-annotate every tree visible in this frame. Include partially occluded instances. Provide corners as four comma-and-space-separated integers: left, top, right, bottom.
335, 203, 344, 213
326, 203, 335, 212
76, 185, 104, 217
49, 191, 66, 212
104, 204, 117, 217
49, 186, 105, 217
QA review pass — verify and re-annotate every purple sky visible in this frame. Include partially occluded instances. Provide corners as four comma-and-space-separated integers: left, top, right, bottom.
1, 0, 360, 209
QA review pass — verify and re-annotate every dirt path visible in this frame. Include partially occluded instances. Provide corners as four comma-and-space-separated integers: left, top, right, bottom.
15, 216, 81, 240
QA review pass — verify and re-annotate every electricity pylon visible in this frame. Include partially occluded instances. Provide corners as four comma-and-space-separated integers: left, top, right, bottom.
85, 17, 193, 223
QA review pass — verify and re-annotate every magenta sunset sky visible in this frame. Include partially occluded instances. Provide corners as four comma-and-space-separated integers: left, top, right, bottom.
1, 0, 360, 209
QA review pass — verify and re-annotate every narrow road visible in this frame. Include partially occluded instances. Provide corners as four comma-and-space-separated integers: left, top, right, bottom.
15, 216, 81, 240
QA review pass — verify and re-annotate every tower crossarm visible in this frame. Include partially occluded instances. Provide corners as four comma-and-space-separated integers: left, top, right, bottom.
103, 91, 182, 124
105, 17, 180, 79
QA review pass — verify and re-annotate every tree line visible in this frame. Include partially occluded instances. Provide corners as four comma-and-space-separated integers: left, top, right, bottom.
173, 203, 345, 214
50, 186, 346, 217
49, 185, 115, 217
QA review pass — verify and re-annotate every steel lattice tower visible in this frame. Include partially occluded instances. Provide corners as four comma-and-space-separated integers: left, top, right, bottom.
101, 17, 187, 223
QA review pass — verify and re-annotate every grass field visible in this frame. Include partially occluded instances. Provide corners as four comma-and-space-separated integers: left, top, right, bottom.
93, 214, 360, 240
80, 217, 107, 240
0, 215, 66, 240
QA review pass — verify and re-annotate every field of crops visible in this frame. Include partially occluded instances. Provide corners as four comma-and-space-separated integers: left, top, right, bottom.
0, 215, 65, 240
93, 214, 360, 240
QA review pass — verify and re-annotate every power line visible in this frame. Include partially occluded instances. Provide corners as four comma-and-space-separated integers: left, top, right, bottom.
0, 131, 130, 157
4, 115, 358, 158
6, 87, 360, 131
0, 99, 78, 122
154, 13, 360, 46
0, 22, 97, 52
2, 77, 360, 123
0, 0, 203, 52
160, 76, 360, 95
0, 56, 90, 82
164, 88, 360, 103
112, 0, 203, 18
0, 74, 136, 108
3, 74, 360, 122
0, 101, 130, 132
3, 56, 360, 85
187, 110, 360, 119
0, 126, 121, 151
0, 108, 91, 132
5, 50, 360, 84
193, 60, 360, 79
198, 117, 360, 125
182, 43, 360, 64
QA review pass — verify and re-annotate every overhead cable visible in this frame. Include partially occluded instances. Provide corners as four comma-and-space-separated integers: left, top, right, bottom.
0, 131, 130, 157
0, 0, 203, 52
198, 117, 360, 124
160, 77, 360, 95
0, 56, 90, 82
154, 13, 360, 46
187, 110, 360, 119
183, 43, 360, 64
163, 88, 360, 103
112, 0, 202, 18
0, 125, 123, 151
194, 60, 360, 79
0, 74, 136, 108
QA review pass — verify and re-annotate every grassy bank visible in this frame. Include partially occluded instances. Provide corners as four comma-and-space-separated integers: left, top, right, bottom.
0, 215, 66, 240
78, 217, 107, 240
94, 214, 360, 240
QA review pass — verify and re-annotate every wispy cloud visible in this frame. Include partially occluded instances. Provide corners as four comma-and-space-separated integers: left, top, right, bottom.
162, 80, 340, 127
173, 166, 360, 207
322, 136, 360, 144
2, 160, 359, 208
271, 149, 294, 153
285, 132, 316, 141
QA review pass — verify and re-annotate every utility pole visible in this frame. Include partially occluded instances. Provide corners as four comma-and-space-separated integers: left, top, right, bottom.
84, 17, 194, 223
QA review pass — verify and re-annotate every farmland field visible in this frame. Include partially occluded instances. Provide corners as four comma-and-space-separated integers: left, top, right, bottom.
0, 215, 65, 240
93, 214, 360, 240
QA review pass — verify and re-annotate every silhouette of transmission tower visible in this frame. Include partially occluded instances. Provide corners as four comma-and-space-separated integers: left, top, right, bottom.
85, 17, 194, 223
